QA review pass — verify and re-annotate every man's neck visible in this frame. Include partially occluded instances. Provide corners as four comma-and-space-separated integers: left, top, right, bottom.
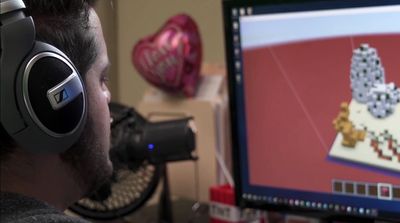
0, 151, 83, 210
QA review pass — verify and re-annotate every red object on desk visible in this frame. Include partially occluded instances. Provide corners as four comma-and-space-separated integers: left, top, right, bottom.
209, 184, 266, 223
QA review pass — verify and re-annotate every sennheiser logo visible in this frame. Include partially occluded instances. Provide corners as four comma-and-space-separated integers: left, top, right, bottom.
47, 72, 82, 110
54, 89, 69, 104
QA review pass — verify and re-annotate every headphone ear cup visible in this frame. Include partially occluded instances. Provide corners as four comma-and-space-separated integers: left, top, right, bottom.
12, 41, 87, 153
26, 53, 84, 134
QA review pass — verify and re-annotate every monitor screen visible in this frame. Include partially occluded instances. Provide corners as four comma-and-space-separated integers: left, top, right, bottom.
223, 0, 400, 221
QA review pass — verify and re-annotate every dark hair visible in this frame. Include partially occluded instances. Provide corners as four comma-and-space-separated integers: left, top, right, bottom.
0, 0, 98, 159
25, 0, 98, 76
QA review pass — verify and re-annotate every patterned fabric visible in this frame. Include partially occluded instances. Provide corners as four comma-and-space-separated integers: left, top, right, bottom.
0, 192, 90, 223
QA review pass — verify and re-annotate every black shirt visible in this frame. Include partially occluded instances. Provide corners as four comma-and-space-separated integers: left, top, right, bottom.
0, 192, 90, 223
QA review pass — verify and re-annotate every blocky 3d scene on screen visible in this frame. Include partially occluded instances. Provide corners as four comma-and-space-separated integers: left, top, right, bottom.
240, 9, 400, 201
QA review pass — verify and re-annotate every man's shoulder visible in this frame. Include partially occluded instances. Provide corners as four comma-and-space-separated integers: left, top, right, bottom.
0, 192, 90, 223
8, 213, 90, 223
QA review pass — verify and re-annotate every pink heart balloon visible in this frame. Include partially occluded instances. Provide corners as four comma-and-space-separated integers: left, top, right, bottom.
132, 14, 202, 97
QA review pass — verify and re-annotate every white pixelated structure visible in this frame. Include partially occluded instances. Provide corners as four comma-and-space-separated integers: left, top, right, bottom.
329, 43, 400, 173
367, 83, 399, 119
350, 43, 385, 103
350, 44, 400, 118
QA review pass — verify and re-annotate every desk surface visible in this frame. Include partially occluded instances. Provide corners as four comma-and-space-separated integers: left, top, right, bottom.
123, 199, 209, 223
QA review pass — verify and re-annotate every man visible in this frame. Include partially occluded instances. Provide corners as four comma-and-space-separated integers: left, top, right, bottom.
0, 0, 113, 222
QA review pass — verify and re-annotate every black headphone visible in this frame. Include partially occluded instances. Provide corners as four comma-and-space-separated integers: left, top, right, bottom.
0, 0, 87, 153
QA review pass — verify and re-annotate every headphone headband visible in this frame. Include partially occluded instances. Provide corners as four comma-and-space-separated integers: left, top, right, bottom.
0, 0, 26, 15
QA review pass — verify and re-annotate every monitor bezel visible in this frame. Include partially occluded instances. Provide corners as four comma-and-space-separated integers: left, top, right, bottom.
222, 0, 400, 222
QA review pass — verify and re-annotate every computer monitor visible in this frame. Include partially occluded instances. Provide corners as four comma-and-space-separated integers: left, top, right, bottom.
223, 0, 400, 222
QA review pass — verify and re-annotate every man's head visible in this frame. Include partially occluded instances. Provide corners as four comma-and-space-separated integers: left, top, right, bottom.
0, 0, 113, 199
